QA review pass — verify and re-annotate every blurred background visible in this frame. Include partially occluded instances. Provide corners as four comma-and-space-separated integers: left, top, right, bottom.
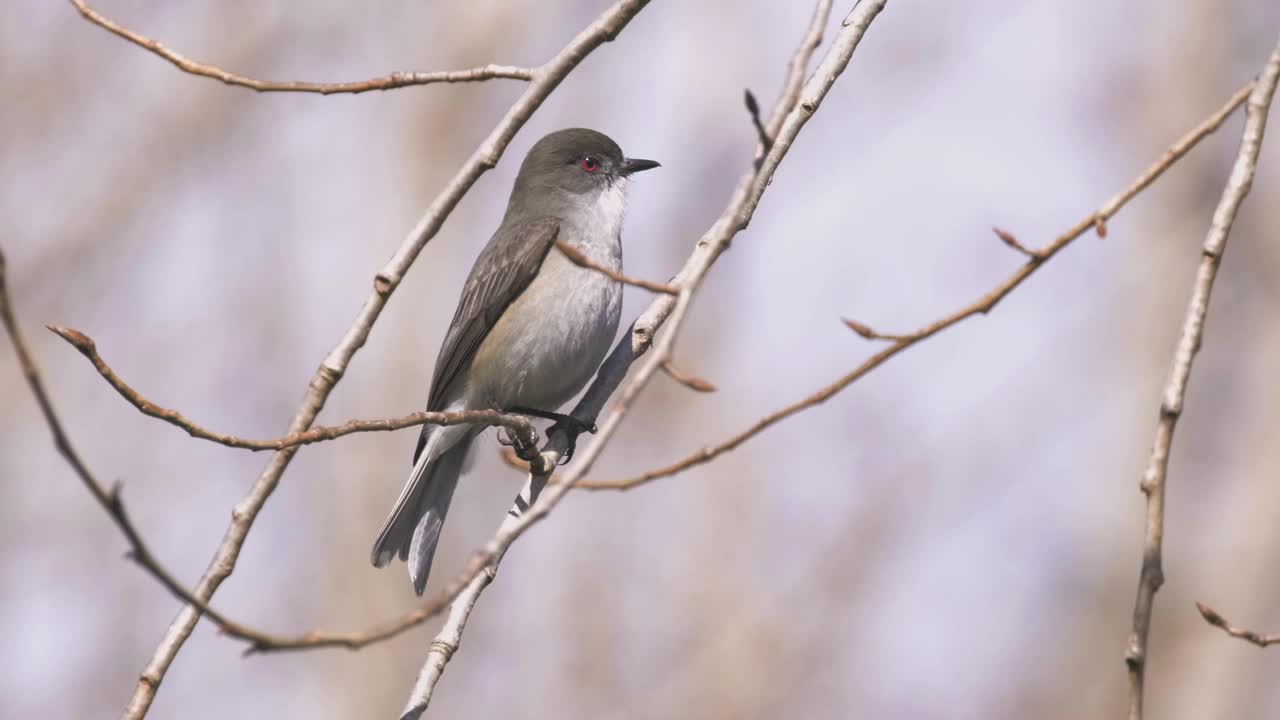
4, 1, 1280, 717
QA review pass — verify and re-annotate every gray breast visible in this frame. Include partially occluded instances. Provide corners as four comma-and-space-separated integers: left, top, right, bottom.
465, 237, 622, 412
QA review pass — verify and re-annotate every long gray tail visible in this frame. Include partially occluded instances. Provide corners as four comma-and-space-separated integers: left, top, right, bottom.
371, 426, 475, 595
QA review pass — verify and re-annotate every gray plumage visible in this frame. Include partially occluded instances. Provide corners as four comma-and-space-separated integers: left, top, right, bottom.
371, 128, 659, 595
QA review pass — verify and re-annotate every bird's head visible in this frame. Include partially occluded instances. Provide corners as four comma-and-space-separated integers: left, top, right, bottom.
513, 128, 660, 199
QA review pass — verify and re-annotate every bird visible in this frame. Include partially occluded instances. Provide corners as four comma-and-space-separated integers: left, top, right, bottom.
370, 128, 660, 595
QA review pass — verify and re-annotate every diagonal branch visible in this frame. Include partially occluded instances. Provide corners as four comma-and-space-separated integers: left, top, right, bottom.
47, 325, 536, 450
68, 0, 533, 94
398, 2, 887, 715
1124, 37, 1280, 720
568, 80, 1257, 493
119, 2, 653, 717
1196, 602, 1280, 648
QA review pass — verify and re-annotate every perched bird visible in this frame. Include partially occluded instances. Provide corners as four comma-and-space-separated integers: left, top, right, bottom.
371, 128, 660, 595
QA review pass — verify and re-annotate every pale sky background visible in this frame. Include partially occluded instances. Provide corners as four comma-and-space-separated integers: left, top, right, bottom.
3, 1, 1280, 718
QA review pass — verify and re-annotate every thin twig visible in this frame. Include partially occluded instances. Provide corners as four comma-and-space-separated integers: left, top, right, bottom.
554, 239, 679, 294
119, 2, 653, 717
399, 2, 888, 715
660, 359, 717, 392
1196, 602, 1280, 648
842, 317, 910, 342
569, 80, 1259, 493
744, 89, 773, 158
1124, 39, 1280, 720
68, 0, 533, 94
47, 325, 535, 450
991, 226, 1045, 259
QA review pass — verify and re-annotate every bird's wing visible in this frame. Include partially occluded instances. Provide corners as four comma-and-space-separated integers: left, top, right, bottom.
425, 216, 561, 414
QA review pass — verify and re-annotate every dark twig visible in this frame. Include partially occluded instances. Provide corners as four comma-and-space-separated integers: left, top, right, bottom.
554, 239, 679, 295
68, 0, 533, 94
47, 325, 535, 450
572, 80, 1258, 493
1124, 42, 1280, 720
744, 89, 773, 160
660, 359, 717, 392
1196, 602, 1280, 648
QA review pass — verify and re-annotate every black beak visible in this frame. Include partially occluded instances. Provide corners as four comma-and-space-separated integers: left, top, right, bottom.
619, 157, 661, 176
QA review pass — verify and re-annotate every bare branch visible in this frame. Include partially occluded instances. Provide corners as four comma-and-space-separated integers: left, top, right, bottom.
660, 359, 717, 392
68, 0, 533, 94
120, 2, 653, 716
572, 79, 1259, 493
554, 239, 679, 294
46, 325, 535, 450
1196, 602, 1280, 648
1124, 39, 1280, 720
399, 2, 889, 714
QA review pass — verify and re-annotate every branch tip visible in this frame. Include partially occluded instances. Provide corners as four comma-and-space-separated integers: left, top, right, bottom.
842, 317, 907, 342
992, 226, 1043, 259
744, 87, 772, 156
660, 359, 717, 393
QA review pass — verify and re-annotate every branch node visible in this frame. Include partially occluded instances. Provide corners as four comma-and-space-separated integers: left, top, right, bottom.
373, 273, 395, 296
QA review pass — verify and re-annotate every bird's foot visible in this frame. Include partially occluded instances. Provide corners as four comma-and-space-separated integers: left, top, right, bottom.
496, 425, 541, 463
507, 406, 597, 465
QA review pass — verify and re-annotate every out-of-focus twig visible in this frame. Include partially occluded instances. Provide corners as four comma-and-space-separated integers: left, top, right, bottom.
554, 239, 679, 294
47, 325, 535, 450
569, 79, 1259, 493
398, 2, 887, 716
1196, 602, 1280, 648
119, 2, 653, 717
660, 359, 717, 392
1124, 39, 1280, 720
68, 0, 532, 94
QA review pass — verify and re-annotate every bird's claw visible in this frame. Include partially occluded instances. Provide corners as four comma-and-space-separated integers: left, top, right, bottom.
548, 417, 597, 465
497, 426, 541, 462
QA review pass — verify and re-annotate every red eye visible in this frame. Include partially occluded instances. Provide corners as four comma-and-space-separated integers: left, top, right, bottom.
579, 157, 599, 172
